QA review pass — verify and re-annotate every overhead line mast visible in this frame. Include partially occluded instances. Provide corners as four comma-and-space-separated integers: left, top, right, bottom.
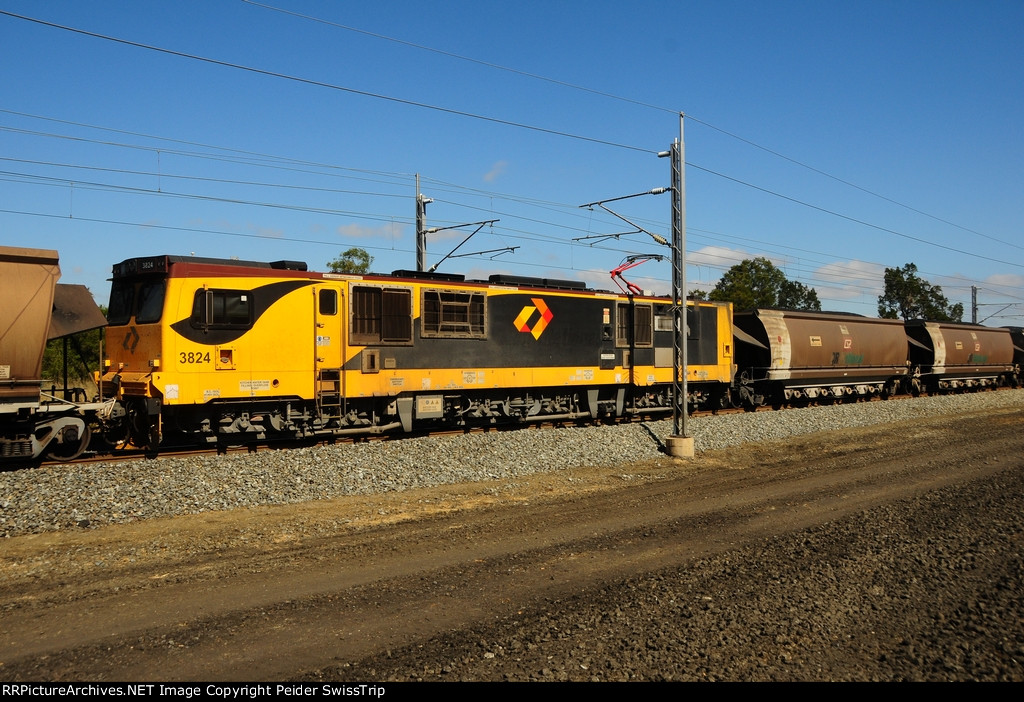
664, 113, 692, 458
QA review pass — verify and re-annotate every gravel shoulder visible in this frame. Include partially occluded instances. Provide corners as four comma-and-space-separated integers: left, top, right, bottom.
4, 390, 1022, 537
0, 391, 1022, 681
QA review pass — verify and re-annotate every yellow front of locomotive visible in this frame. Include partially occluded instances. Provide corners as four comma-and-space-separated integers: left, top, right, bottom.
102, 255, 174, 447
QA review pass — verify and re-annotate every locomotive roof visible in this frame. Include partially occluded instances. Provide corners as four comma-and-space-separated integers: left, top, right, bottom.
111, 254, 727, 302
109, 254, 601, 293
110, 254, 307, 279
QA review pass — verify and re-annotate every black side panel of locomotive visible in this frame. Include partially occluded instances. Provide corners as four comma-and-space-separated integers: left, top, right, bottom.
343, 292, 612, 371
689, 305, 719, 365
341, 291, 724, 373
644, 303, 719, 367
486, 293, 610, 367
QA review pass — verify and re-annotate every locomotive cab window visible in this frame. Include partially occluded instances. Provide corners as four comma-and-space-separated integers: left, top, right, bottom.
616, 302, 653, 348
106, 281, 134, 325
687, 305, 702, 341
421, 289, 486, 339
319, 289, 338, 316
350, 285, 412, 345
191, 289, 253, 329
135, 280, 166, 324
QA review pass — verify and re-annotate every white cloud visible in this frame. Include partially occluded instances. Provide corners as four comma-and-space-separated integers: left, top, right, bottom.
336, 222, 405, 240
985, 272, 1024, 288
687, 245, 750, 268
814, 259, 884, 284
246, 224, 284, 239
483, 160, 508, 183
810, 259, 885, 302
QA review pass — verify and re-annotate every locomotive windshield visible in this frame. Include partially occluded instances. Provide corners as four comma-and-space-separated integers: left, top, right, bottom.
107, 281, 133, 325
106, 279, 166, 325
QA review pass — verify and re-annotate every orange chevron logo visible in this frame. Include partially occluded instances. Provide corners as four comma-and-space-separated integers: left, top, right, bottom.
513, 298, 553, 340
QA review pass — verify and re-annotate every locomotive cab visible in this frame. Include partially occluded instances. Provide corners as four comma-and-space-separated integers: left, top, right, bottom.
102, 255, 174, 449
103, 255, 316, 450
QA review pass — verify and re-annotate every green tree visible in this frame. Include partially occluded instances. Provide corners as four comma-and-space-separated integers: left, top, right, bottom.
877, 263, 963, 321
327, 247, 373, 274
708, 257, 821, 311
42, 301, 107, 385
778, 279, 821, 310
42, 329, 103, 381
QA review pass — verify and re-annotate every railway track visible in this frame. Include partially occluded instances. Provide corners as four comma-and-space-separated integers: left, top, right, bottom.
28, 384, 1012, 470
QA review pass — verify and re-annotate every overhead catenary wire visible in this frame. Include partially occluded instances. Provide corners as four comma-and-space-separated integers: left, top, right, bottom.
0, 9, 1019, 320
3, 9, 1016, 266
2, 109, 1014, 303
9, 117, 1016, 275
241, 0, 1020, 254
0, 11, 655, 156
2, 10, 1017, 274
0, 135, 1012, 306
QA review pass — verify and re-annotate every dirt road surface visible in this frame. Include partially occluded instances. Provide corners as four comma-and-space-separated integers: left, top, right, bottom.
1, 406, 1022, 681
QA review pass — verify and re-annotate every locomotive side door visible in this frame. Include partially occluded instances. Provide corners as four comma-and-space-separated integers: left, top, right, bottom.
313, 285, 345, 422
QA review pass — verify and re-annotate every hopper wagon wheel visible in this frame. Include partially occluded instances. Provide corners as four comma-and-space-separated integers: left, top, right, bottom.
45, 421, 92, 462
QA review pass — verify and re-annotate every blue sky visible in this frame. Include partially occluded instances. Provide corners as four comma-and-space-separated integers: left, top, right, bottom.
2, 0, 1022, 324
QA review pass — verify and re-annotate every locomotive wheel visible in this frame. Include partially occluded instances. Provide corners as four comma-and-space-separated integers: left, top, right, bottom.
126, 401, 160, 452
145, 423, 162, 459
101, 421, 131, 450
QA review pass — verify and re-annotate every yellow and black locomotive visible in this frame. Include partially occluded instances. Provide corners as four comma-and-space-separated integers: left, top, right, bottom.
101, 255, 735, 450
